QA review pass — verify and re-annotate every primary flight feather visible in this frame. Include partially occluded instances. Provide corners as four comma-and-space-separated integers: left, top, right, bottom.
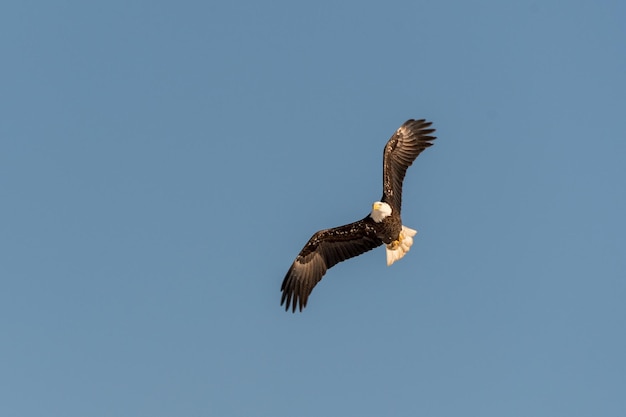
280, 119, 436, 312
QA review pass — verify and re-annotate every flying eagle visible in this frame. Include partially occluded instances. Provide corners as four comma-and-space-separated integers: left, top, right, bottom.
280, 119, 436, 312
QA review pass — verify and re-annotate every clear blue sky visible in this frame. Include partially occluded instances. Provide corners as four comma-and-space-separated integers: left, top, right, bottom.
2, 1, 625, 416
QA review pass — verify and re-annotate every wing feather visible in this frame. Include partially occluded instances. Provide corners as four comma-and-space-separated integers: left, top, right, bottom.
280, 216, 383, 312
381, 119, 436, 213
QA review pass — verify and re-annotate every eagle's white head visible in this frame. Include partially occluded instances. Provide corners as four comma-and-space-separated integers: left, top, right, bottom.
370, 201, 392, 223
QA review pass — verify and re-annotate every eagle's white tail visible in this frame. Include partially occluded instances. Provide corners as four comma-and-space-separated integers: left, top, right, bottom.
386, 226, 417, 266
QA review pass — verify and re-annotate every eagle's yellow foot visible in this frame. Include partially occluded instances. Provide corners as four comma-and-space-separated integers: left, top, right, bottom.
385, 228, 416, 266
388, 232, 405, 250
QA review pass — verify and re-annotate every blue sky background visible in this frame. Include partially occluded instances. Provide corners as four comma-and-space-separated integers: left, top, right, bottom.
2, 1, 625, 416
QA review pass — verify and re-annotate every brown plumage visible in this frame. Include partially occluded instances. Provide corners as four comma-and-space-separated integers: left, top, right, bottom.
280, 119, 436, 312
382, 119, 436, 214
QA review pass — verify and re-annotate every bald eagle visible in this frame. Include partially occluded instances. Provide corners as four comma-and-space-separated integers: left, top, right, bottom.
280, 119, 436, 312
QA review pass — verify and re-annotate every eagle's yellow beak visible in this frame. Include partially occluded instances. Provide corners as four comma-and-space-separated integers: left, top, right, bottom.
373, 202, 382, 211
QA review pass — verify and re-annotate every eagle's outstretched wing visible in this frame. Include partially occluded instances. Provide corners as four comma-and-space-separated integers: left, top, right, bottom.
280, 216, 383, 312
381, 119, 436, 213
